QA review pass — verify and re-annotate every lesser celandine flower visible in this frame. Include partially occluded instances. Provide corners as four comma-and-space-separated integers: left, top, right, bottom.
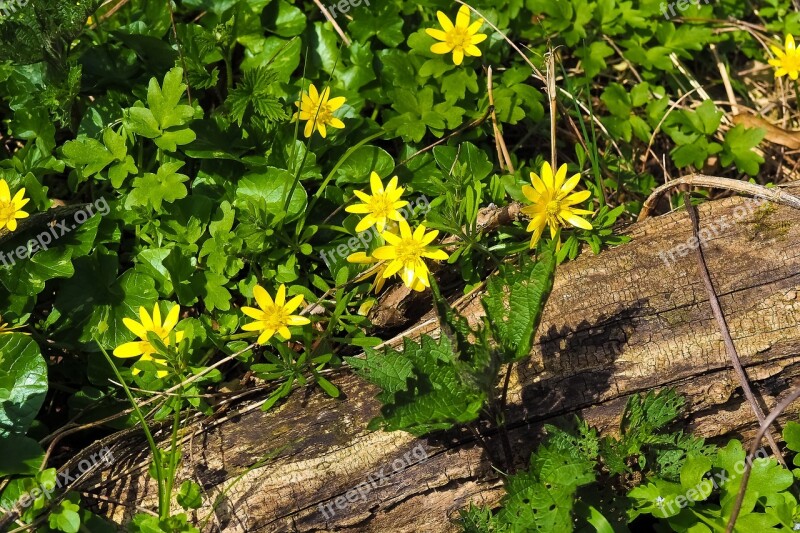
769, 34, 800, 80
347, 251, 389, 294
345, 172, 409, 232
114, 303, 184, 378
372, 218, 448, 290
292, 83, 346, 138
0, 179, 29, 232
241, 284, 310, 344
425, 5, 487, 66
521, 162, 593, 250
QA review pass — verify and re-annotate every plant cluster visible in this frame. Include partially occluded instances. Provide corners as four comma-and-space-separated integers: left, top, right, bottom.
0, 0, 797, 531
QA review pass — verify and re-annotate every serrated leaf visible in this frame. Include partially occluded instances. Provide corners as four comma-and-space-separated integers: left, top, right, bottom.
482, 250, 556, 362
349, 334, 487, 436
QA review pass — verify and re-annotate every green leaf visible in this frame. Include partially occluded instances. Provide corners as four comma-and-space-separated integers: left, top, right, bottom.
577, 40, 614, 79
148, 67, 194, 130
177, 480, 203, 510
127, 161, 190, 211
123, 107, 162, 138
334, 145, 395, 186
0, 433, 43, 475
348, 334, 487, 436
235, 167, 308, 223
226, 67, 286, 126
61, 137, 115, 177
49, 497, 81, 533
721, 124, 765, 176
482, 250, 556, 362
261, 0, 307, 37
0, 333, 47, 436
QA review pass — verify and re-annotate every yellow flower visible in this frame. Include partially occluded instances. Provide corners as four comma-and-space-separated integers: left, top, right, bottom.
769, 34, 800, 80
0, 179, 30, 232
425, 6, 487, 66
241, 284, 310, 344
292, 83, 346, 138
113, 303, 185, 378
373, 218, 448, 290
345, 172, 409, 232
521, 162, 593, 250
0, 315, 29, 335
347, 251, 388, 293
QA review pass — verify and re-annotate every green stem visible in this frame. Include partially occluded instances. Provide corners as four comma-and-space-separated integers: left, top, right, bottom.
163, 396, 183, 519
304, 131, 385, 217
97, 341, 167, 518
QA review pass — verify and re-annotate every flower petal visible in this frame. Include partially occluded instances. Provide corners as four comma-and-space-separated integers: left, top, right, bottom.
139, 306, 154, 331
562, 190, 592, 206
373, 245, 397, 260
423, 249, 449, 261
464, 45, 482, 57
287, 315, 311, 326
426, 28, 449, 41
257, 329, 275, 345
470, 33, 488, 44
123, 317, 149, 340
113, 342, 145, 358
253, 285, 274, 311
284, 294, 305, 313
162, 304, 180, 333
370, 171, 384, 194
345, 203, 370, 214
275, 284, 286, 307
241, 306, 264, 320
431, 42, 454, 55
355, 216, 376, 232
436, 11, 454, 32
455, 5, 471, 28
561, 212, 593, 230
540, 161, 555, 191
327, 96, 346, 110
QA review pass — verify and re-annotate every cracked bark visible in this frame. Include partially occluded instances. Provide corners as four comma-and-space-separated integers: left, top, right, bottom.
79, 186, 800, 532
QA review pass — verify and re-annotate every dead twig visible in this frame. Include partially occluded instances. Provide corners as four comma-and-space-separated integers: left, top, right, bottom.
488, 66, 514, 172
725, 384, 800, 533
311, 0, 351, 46
638, 174, 800, 220
683, 192, 785, 466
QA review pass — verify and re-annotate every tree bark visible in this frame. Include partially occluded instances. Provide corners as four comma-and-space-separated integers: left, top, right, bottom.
79, 186, 800, 532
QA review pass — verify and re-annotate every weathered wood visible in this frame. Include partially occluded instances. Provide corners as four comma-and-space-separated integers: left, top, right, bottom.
81, 186, 800, 532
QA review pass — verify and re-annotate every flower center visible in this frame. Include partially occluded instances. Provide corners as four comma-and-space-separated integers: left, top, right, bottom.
0, 201, 15, 223
546, 200, 561, 216
396, 238, 424, 264
446, 27, 470, 50
314, 104, 334, 125
263, 305, 289, 331
368, 194, 394, 218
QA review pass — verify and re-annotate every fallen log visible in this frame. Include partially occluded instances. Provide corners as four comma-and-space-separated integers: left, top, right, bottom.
79, 185, 800, 532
